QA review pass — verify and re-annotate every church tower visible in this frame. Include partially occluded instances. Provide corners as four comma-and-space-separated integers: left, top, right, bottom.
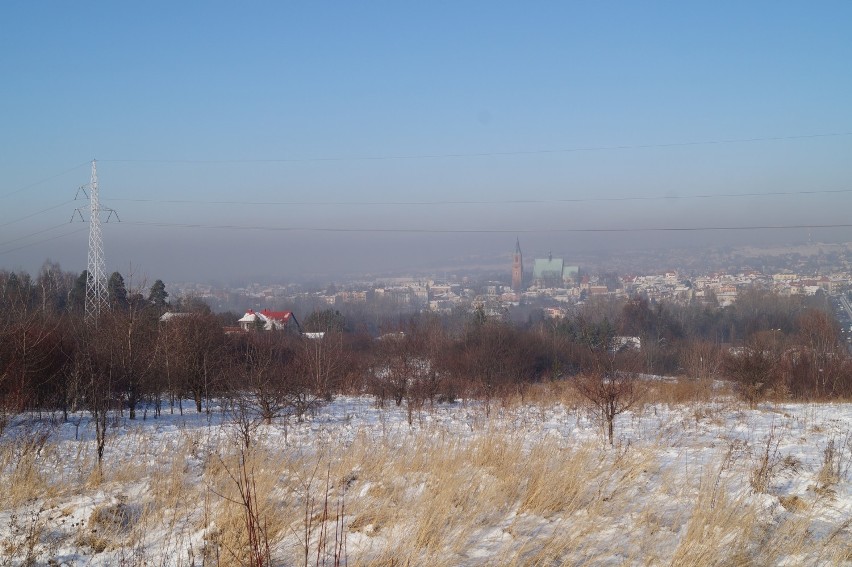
512, 238, 523, 292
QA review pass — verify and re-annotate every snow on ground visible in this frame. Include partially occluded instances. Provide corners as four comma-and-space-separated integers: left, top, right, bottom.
1, 394, 851, 565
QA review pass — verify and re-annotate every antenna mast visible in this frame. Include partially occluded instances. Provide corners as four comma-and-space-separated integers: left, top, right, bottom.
72, 160, 119, 320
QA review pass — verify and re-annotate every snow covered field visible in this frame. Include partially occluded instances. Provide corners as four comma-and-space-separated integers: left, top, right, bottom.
1, 388, 851, 566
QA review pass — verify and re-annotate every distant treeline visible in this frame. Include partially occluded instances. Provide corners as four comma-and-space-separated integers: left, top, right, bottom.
1, 263, 850, 425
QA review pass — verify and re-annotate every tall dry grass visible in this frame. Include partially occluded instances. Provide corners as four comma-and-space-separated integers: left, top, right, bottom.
0, 393, 851, 565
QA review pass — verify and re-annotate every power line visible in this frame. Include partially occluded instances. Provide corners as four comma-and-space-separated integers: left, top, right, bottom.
0, 162, 90, 200
4, 130, 849, 202
2, 183, 846, 235
118, 220, 852, 234
0, 200, 75, 228
0, 226, 87, 256
97, 131, 852, 164
104, 186, 852, 207
0, 223, 73, 247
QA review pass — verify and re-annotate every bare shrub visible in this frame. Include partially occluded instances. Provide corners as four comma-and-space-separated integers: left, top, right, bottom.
749, 425, 799, 494
724, 332, 784, 406
574, 370, 643, 445
227, 452, 271, 567
297, 467, 346, 567
369, 331, 414, 408
679, 340, 723, 381
227, 394, 263, 449
232, 332, 293, 425
0, 504, 49, 566
89, 497, 138, 532
785, 310, 848, 399
207, 449, 280, 567
75, 498, 141, 555
816, 434, 851, 496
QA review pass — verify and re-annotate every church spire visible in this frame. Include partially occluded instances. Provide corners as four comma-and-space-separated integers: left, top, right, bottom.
512, 238, 523, 292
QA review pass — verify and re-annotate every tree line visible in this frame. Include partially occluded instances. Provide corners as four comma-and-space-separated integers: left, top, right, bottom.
2, 263, 851, 437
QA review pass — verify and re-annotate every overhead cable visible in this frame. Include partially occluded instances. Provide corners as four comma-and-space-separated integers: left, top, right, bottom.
117, 220, 852, 234
105, 187, 852, 207
0, 162, 90, 200
0, 227, 87, 256
97, 131, 852, 164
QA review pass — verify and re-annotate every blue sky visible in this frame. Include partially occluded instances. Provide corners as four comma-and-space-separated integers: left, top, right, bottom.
1, 2, 851, 281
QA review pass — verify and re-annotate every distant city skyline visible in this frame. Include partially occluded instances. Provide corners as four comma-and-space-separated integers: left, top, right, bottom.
2, 2, 851, 281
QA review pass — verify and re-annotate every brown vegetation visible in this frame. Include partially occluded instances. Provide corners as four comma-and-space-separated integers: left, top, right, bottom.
1, 264, 852, 452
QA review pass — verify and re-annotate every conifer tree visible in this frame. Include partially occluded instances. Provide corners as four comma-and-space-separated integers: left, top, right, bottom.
148, 279, 169, 309
108, 272, 129, 310
69, 271, 88, 313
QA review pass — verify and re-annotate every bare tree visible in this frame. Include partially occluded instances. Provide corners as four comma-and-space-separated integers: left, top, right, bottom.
98, 305, 158, 419
289, 332, 346, 420
574, 368, 642, 445
408, 316, 450, 407
0, 308, 67, 412
573, 327, 644, 445
298, 331, 346, 402
159, 313, 226, 413
35, 261, 74, 315
371, 331, 415, 408
784, 310, 849, 398
454, 320, 518, 416
70, 322, 115, 469
723, 331, 782, 406
679, 340, 723, 380
234, 332, 293, 424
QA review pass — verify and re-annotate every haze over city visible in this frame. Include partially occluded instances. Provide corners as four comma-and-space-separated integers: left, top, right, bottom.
2, 2, 851, 281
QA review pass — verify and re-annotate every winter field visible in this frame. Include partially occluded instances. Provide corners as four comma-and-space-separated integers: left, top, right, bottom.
1, 381, 851, 566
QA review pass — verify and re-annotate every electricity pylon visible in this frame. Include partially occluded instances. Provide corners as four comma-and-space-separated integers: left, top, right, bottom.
72, 160, 119, 321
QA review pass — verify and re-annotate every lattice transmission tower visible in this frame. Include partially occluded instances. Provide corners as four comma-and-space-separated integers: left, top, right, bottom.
72, 160, 119, 320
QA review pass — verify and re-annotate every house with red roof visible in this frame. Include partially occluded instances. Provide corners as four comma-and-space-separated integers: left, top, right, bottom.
237, 309, 302, 332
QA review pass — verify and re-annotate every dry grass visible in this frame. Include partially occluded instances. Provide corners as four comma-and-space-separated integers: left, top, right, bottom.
76, 498, 141, 554
646, 377, 721, 405
670, 472, 758, 566
500, 377, 732, 421
0, 397, 851, 565
0, 423, 58, 508
503, 380, 585, 409
815, 435, 852, 497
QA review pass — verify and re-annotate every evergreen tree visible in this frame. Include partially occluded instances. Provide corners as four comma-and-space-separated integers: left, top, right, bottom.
304, 308, 346, 333
148, 279, 169, 309
175, 295, 212, 314
128, 292, 148, 310
6, 272, 19, 290
108, 272, 129, 310
69, 270, 89, 312
4, 272, 20, 301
